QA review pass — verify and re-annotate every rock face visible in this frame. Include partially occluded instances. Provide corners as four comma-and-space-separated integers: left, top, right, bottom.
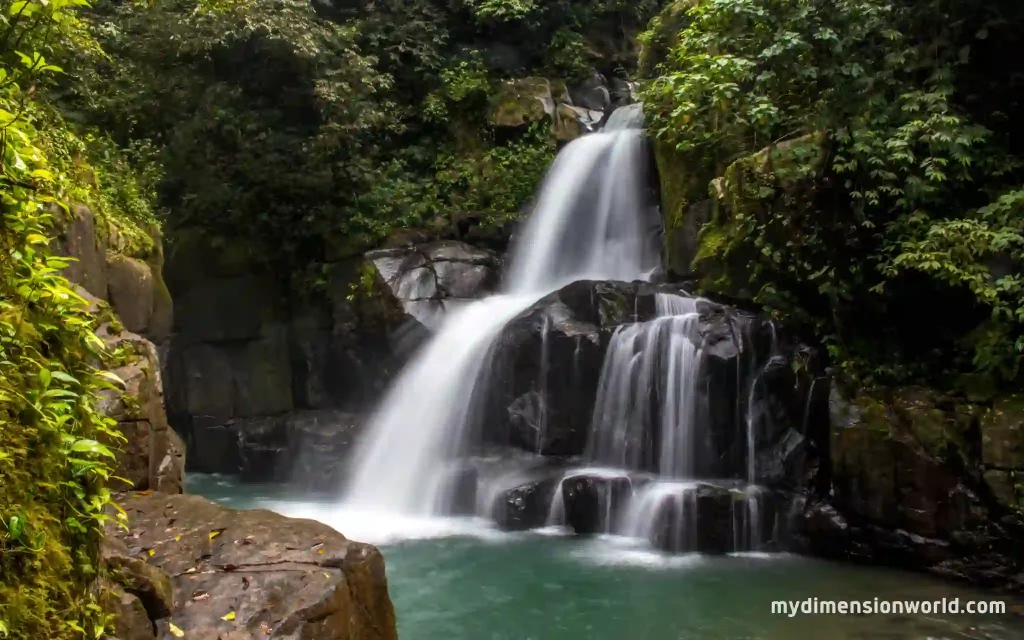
55, 205, 183, 493
366, 240, 500, 328
796, 384, 1024, 589
162, 228, 423, 478
165, 233, 505, 479
56, 204, 174, 343
104, 492, 398, 640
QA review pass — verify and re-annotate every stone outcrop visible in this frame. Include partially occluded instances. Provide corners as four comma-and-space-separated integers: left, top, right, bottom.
57, 203, 184, 494
104, 492, 398, 640
366, 240, 500, 328
56, 205, 174, 343
797, 384, 1024, 589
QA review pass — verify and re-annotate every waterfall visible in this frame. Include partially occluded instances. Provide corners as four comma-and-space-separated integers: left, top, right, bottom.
343, 120, 659, 514
587, 294, 702, 477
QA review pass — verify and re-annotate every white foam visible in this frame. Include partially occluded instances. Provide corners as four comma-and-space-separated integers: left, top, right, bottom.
265, 501, 512, 546
570, 537, 707, 570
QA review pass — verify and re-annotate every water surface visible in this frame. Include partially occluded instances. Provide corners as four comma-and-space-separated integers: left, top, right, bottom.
189, 474, 1024, 640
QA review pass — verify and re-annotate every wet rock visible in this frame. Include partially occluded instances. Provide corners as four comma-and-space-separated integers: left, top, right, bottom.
489, 288, 606, 456
561, 474, 636, 534
236, 415, 289, 482
188, 419, 241, 474
982, 394, 1024, 470
492, 473, 561, 530
107, 492, 397, 640
648, 483, 735, 554
755, 428, 807, 488
432, 462, 479, 516
608, 78, 635, 107
287, 410, 364, 490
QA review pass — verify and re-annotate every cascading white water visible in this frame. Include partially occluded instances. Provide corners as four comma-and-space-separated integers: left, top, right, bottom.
342, 121, 659, 518
587, 293, 703, 477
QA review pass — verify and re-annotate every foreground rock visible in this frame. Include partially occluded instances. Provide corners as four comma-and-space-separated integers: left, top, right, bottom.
105, 492, 397, 639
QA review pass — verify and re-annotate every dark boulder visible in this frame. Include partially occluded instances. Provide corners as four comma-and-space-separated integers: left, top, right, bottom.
561, 474, 638, 534
646, 483, 735, 554
491, 470, 562, 531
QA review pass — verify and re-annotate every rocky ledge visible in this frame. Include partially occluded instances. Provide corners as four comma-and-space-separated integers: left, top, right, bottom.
103, 492, 397, 640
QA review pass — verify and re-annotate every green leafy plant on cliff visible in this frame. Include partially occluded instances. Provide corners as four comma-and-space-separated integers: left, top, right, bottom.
643, 0, 1024, 386
1, 0, 132, 636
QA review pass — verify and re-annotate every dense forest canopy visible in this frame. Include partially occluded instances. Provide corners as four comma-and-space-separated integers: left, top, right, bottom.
54, 0, 663, 288
642, 0, 1023, 389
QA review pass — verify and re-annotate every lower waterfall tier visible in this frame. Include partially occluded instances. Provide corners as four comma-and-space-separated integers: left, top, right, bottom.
434, 455, 781, 554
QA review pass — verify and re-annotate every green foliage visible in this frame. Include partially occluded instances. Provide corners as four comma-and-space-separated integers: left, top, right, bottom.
53, 0, 663, 292
463, 0, 540, 23
643, 0, 1024, 387
1, 0, 147, 636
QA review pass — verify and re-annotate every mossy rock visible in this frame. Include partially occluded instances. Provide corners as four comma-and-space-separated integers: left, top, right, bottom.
981, 393, 1024, 470
488, 78, 554, 127
103, 538, 174, 621
891, 386, 965, 462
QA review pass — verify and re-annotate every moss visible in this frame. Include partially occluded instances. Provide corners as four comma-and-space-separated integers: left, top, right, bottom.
488, 78, 553, 127
638, 0, 698, 77
653, 140, 699, 232
891, 387, 964, 461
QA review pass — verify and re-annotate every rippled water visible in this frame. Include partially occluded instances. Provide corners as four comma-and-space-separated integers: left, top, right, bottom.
189, 474, 1024, 640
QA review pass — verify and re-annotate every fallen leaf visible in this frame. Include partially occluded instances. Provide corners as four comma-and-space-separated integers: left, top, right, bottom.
190, 590, 209, 602
175, 535, 181, 542
147, 549, 155, 557
209, 530, 222, 540
317, 549, 324, 554
168, 622, 185, 637
222, 611, 236, 622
